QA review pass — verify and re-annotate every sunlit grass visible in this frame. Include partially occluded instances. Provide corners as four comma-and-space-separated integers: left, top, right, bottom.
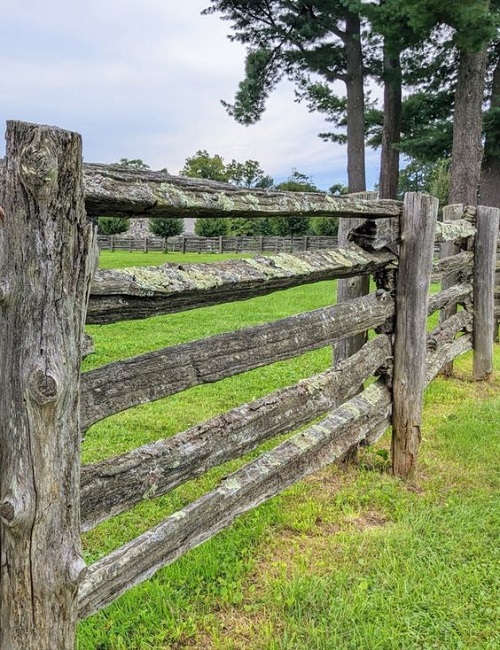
78, 251, 499, 649
98, 250, 251, 269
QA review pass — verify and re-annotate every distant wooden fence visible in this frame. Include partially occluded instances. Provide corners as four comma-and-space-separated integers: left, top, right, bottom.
97, 233, 339, 254
1, 122, 499, 649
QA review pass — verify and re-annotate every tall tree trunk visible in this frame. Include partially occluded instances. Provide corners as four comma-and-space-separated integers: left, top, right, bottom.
335, 12, 367, 370
449, 47, 488, 205
344, 12, 366, 193
479, 49, 500, 207
379, 44, 402, 199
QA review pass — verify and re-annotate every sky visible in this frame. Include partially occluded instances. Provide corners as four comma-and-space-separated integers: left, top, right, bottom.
1, 0, 380, 191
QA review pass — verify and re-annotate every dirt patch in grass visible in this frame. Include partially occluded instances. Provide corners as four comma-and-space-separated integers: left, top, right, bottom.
347, 511, 389, 531
190, 506, 391, 649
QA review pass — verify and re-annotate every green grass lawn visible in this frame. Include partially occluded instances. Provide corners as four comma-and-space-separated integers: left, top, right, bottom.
97, 250, 251, 269
78, 251, 499, 649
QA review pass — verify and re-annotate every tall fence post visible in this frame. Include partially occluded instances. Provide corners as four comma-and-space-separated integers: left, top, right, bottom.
0, 121, 98, 648
495, 238, 500, 342
392, 192, 438, 478
439, 204, 464, 376
473, 205, 500, 380
335, 192, 378, 366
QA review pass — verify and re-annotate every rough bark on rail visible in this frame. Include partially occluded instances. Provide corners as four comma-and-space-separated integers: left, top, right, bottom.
80, 311, 472, 531
426, 311, 473, 351
87, 248, 396, 324
432, 252, 474, 282
80, 291, 394, 430
80, 335, 392, 531
78, 380, 393, 619
0, 158, 403, 219
81, 163, 403, 219
78, 328, 472, 619
434, 219, 476, 242
427, 283, 473, 315
350, 218, 475, 252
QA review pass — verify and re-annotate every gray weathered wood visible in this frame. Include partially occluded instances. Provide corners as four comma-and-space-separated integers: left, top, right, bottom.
81, 291, 394, 430
349, 216, 475, 251
80, 335, 392, 531
87, 248, 396, 324
473, 205, 500, 379
434, 218, 476, 242
81, 164, 403, 219
78, 380, 392, 619
427, 283, 473, 316
349, 217, 399, 251
392, 192, 438, 478
334, 192, 385, 368
0, 122, 98, 649
427, 311, 473, 351
82, 332, 95, 358
439, 205, 466, 376
334, 219, 371, 366
425, 334, 472, 383
77, 321, 472, 619
0, 159, 403, 219
431, 251, 474, 283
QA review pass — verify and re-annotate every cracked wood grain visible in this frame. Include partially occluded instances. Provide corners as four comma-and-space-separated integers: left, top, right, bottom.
80, 335, 392, 531
0, 121, 98, 649
87, 247, 396, 324
80, 291, 394, 431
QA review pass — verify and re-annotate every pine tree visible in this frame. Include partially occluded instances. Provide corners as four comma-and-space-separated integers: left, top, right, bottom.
204, 1, 368, 191
97, 217, 130, 235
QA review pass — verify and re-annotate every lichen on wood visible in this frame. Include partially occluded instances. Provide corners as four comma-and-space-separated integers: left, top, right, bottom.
87, 248, 396, 324
80, 335, 392, 531
78, 379, 393, 619
434, 219, 476, 242
80, 291, 395, 430
432, 251, 474, 282
79, 164, 403, 219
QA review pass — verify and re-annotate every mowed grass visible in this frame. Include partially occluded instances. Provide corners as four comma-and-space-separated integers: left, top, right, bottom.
78, 251, 499, 649
96, 250, 251, 269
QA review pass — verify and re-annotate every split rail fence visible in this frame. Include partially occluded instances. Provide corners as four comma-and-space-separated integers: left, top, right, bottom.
97, 233, 339, 254
0, 122, 499, 649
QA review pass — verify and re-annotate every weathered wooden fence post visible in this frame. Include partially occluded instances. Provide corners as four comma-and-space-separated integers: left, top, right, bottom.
392, 192, 438, 478
0, 121, 98, 648
473, 205, 500, 380
335, 191, 378, 365
439, 204, 464, 376
496, 238, 500, 342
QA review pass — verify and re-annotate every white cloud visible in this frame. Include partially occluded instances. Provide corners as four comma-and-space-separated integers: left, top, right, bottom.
0, 0, 380, 190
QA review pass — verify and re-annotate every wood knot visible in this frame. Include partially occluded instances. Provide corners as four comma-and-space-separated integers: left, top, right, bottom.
376, 289, 389, 302
19, 133, 58, 198
0, 494, 33, 530
29, 369, 60, 405
0, 499, 15, 524
68, 555, 88, 586
0, 281, 10, 306
0, 205, 5, 225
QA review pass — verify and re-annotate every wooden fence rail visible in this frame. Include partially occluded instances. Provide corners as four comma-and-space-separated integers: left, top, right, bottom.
88, 247, 395, 324
1, 121, 498, 649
